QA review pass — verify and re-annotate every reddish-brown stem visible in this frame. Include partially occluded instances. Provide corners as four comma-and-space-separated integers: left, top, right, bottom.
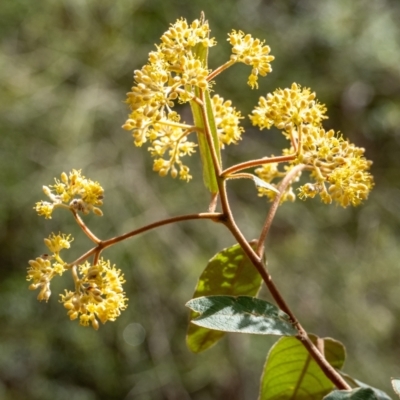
217, 164, 349, 389
67, 212, 222, 267
221, 154, 297, 177
208, 192, 219, 212
220, 215, 350, 390
71, 210, 101, 244
256, 164, 305, 255
207, 59, 236, 82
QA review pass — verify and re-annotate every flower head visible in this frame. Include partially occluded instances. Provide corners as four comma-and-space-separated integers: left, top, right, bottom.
27, 257, 66, 302
60, 259, 128, 330
212, 95, 244, 148
34, 170, 104, 218
297, 127, 374, 207
228, 30, 274, 89
250, 83, 327, 131
27, 232, 72, 301
123, 18, 215, 181
44, 232, 73, 254
253, 84, 373, 207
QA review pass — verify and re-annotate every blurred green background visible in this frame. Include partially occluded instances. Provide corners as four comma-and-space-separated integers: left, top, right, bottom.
1, 0, 400, 399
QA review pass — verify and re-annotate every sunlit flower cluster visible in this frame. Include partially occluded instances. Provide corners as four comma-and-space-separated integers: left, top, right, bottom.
122, 18, 216, 181
251, 83, 373, 207
297, 127, 373, 206
250, 83, 327, 131
212, 95, 244, 148
147, 112, 197, 181
60, 259, 128, 330
228, 30, 275, 89
35, 169, 104, 218
27, 233, 72, 302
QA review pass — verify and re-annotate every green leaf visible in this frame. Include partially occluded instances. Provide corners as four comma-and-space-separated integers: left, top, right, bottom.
323, 388, 380, 400
392, 378, 400, 398
339, 373, 392, 400
189, 18, 221, 194
186, 295, 297, 336
186, 242, 263, 353
190, 89, 220, 194
259, 335, 346, 400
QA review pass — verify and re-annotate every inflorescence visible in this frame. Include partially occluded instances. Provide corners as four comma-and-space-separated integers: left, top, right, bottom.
122, 18, 273, 181
29, 171, 128, 330
29, 17, 373, 330
250, 83, 373, 207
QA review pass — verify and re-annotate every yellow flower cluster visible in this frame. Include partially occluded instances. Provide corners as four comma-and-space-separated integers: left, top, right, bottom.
251, 83, 373, 207
27, 233, 72, 301
228, 30, 275, 89
35, 169, 104, 218
60, 259, 128, 330
122, 18, 217, 181
250, 83, 327, 132
212, 95, 244, 148
297, 127, 373, 206
147, 112, 197, 181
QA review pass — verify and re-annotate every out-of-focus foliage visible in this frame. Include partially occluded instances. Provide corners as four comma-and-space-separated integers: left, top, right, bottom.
1, 0, 400, 399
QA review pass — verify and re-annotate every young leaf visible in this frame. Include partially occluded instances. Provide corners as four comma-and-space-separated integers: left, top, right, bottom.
252, 175, 280, 194
190, 88, 220, 194
190, 18, 221, 194
186, 295, 297, 336
259, 335, 346, 400
323, 388, 381, 400
186, 242, 263, 353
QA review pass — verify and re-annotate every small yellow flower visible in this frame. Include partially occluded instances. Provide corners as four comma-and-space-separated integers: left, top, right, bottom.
228, 30, 274, 89
60, 259, 128, 330
34, 170, 104, 218
250, 83, 327, 131
44, 232, 73, 254
35, 201, 54, 219
212, 95, 244, 148
158, 18, 216, 66
27, 255, 67, 302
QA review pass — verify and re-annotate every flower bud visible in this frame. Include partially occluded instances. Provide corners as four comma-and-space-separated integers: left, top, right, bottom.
91, 318, 99, 330
93, 207, 103, 217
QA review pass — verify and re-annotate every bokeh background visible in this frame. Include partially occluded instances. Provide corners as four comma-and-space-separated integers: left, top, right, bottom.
1, 0, 400, 399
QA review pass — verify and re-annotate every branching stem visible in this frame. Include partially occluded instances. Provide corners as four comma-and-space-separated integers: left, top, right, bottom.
67, 212, 222, 268
256, 164, 305, 255
71, 210, 101, 244
222, 154, 297, 177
